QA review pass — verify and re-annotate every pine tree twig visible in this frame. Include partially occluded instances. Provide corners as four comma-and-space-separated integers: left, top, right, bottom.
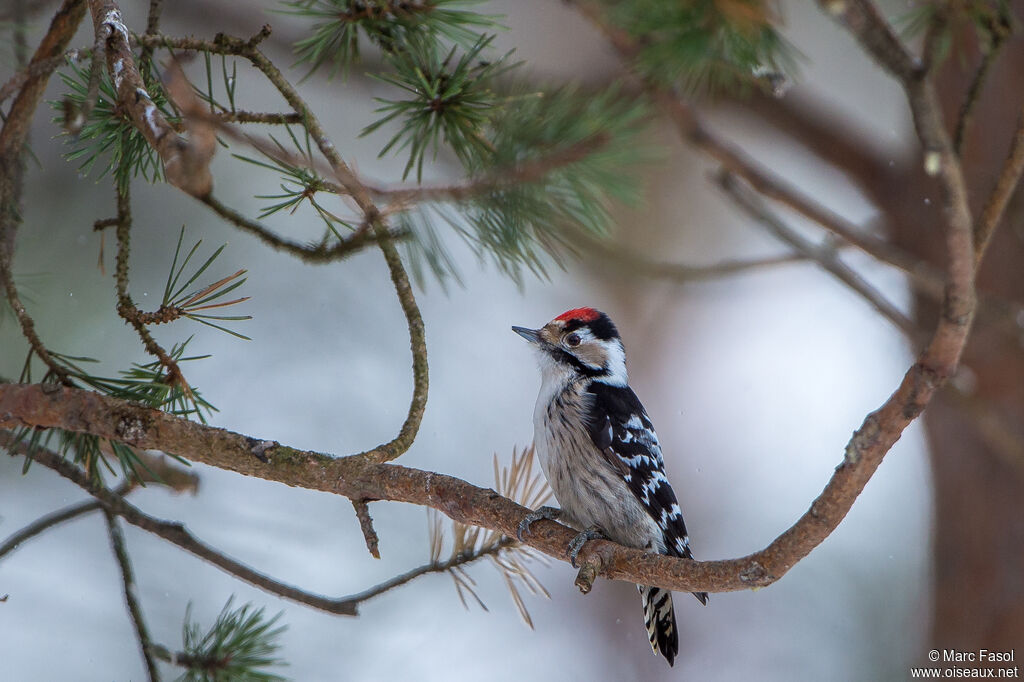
351, 500, 381, 559
139, 30, 429, 463
344, 220, 428, 464
0, 354, 977, 596
67, 28, 107, 136
820, 0, 921, 82
0, 447, 197, 563
8, 443, 356, 616
343, 536, 519, 606
0, 0, 86, 168
215, 111, 303, 125
974, 107, 1024, 264
366, 134, 611, 206
717, 170, 923, 342
577, 230, 825, 283
0, 0, 87, 384
0, 253, 70, 384
235, 32, 429, 465
0, 434, 522, 615
0, 48, 91, 105
88, 0, 214, 197
952, 11, 1011, 157
112, 185, 191, 394
199, 194, 408, 263
146, 644, 231, 673
0, 483, 129, 561
144, 0, 163, 37
104, 509, 161, 681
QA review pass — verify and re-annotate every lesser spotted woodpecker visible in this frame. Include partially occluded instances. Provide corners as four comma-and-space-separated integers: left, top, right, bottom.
512, 307, 707, 666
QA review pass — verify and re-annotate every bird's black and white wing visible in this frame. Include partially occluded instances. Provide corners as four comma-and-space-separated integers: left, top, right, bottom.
585, 382, 708, 594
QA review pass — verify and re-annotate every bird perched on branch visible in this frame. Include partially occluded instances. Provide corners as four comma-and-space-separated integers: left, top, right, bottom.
513, 307, 707, 666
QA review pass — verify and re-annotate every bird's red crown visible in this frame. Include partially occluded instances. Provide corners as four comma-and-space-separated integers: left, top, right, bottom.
555, 307, 601, 323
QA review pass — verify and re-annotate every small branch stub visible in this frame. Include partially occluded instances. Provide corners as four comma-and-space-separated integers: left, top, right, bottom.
352, 500, 381, 559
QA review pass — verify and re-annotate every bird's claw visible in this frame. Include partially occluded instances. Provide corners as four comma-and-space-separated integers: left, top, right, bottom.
516, 505, 562, 541
567, 527, 605, 568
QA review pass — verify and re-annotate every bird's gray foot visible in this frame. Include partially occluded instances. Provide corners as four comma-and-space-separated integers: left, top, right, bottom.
516, 505, 562, 541
567, 526, 605, 568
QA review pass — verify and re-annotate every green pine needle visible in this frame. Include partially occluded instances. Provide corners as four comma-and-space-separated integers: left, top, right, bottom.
604, 0, 797, 95
363, 34, 516, 181
180, 598, 287, 682
398, 84, 652, 285
51, 63, 176, 189
281, 0, 499, 78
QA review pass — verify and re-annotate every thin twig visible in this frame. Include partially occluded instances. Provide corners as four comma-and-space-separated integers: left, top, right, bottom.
214, 30, 430, 464
351, 500, 381, 559
215, 111, 303, 125
138, 30, 429, 462
200, 194, 407, 263
69, 29, 106, 135
1, 435, 525, 615
974, 108, 1024, 264
104, 510, 161, 681
144, 0, 163, 37
112, 184, 190, 392
365, 134, 611, 205
580, 234, 815, 283
0, 50, 87, 105
343, 537, 518, 605
952, 11, 1011, 156
717, 171, 922, 341
0, 0, 86, 383
0, 498, 105, 560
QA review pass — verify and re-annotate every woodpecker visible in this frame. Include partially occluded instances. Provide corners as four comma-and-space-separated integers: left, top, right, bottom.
512, 307, 707, 666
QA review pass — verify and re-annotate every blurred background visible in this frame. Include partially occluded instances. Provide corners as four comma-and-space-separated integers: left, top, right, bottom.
1, 1, 1021, 680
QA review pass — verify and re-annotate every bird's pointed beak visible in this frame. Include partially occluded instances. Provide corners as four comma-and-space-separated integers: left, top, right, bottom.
512, 326, 541, 344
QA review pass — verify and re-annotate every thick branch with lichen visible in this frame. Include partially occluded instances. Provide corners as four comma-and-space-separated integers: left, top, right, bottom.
88, 0, 214, 196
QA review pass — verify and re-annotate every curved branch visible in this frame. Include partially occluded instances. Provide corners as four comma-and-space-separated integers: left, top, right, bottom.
0, 365, 973, 595
0, 0, 85, 384
139, 29, 429, 463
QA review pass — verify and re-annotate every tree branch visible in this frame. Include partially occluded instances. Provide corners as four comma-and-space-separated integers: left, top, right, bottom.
104, 509, 161, 681
198, 194, 407, 263
952, 9, 1011, 156
0, 366, 975, 596
0, 0, 86, 383
88, 0, 214, 196
0, 497, 106, 560
351, 500, 381, 559
0, 435, 525, 616
717, 170, 923, 342
138, 28, 429, 464
975, 107, 1024, 264
111, 184, 192, 394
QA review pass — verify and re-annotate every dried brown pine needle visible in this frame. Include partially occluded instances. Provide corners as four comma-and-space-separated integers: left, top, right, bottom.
425, 445, 552, 626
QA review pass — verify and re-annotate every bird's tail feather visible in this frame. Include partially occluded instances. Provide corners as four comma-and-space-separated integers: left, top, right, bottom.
639, 585, 678, 667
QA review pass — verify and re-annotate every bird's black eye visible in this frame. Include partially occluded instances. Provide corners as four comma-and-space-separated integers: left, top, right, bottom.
564, 333, 582, 348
